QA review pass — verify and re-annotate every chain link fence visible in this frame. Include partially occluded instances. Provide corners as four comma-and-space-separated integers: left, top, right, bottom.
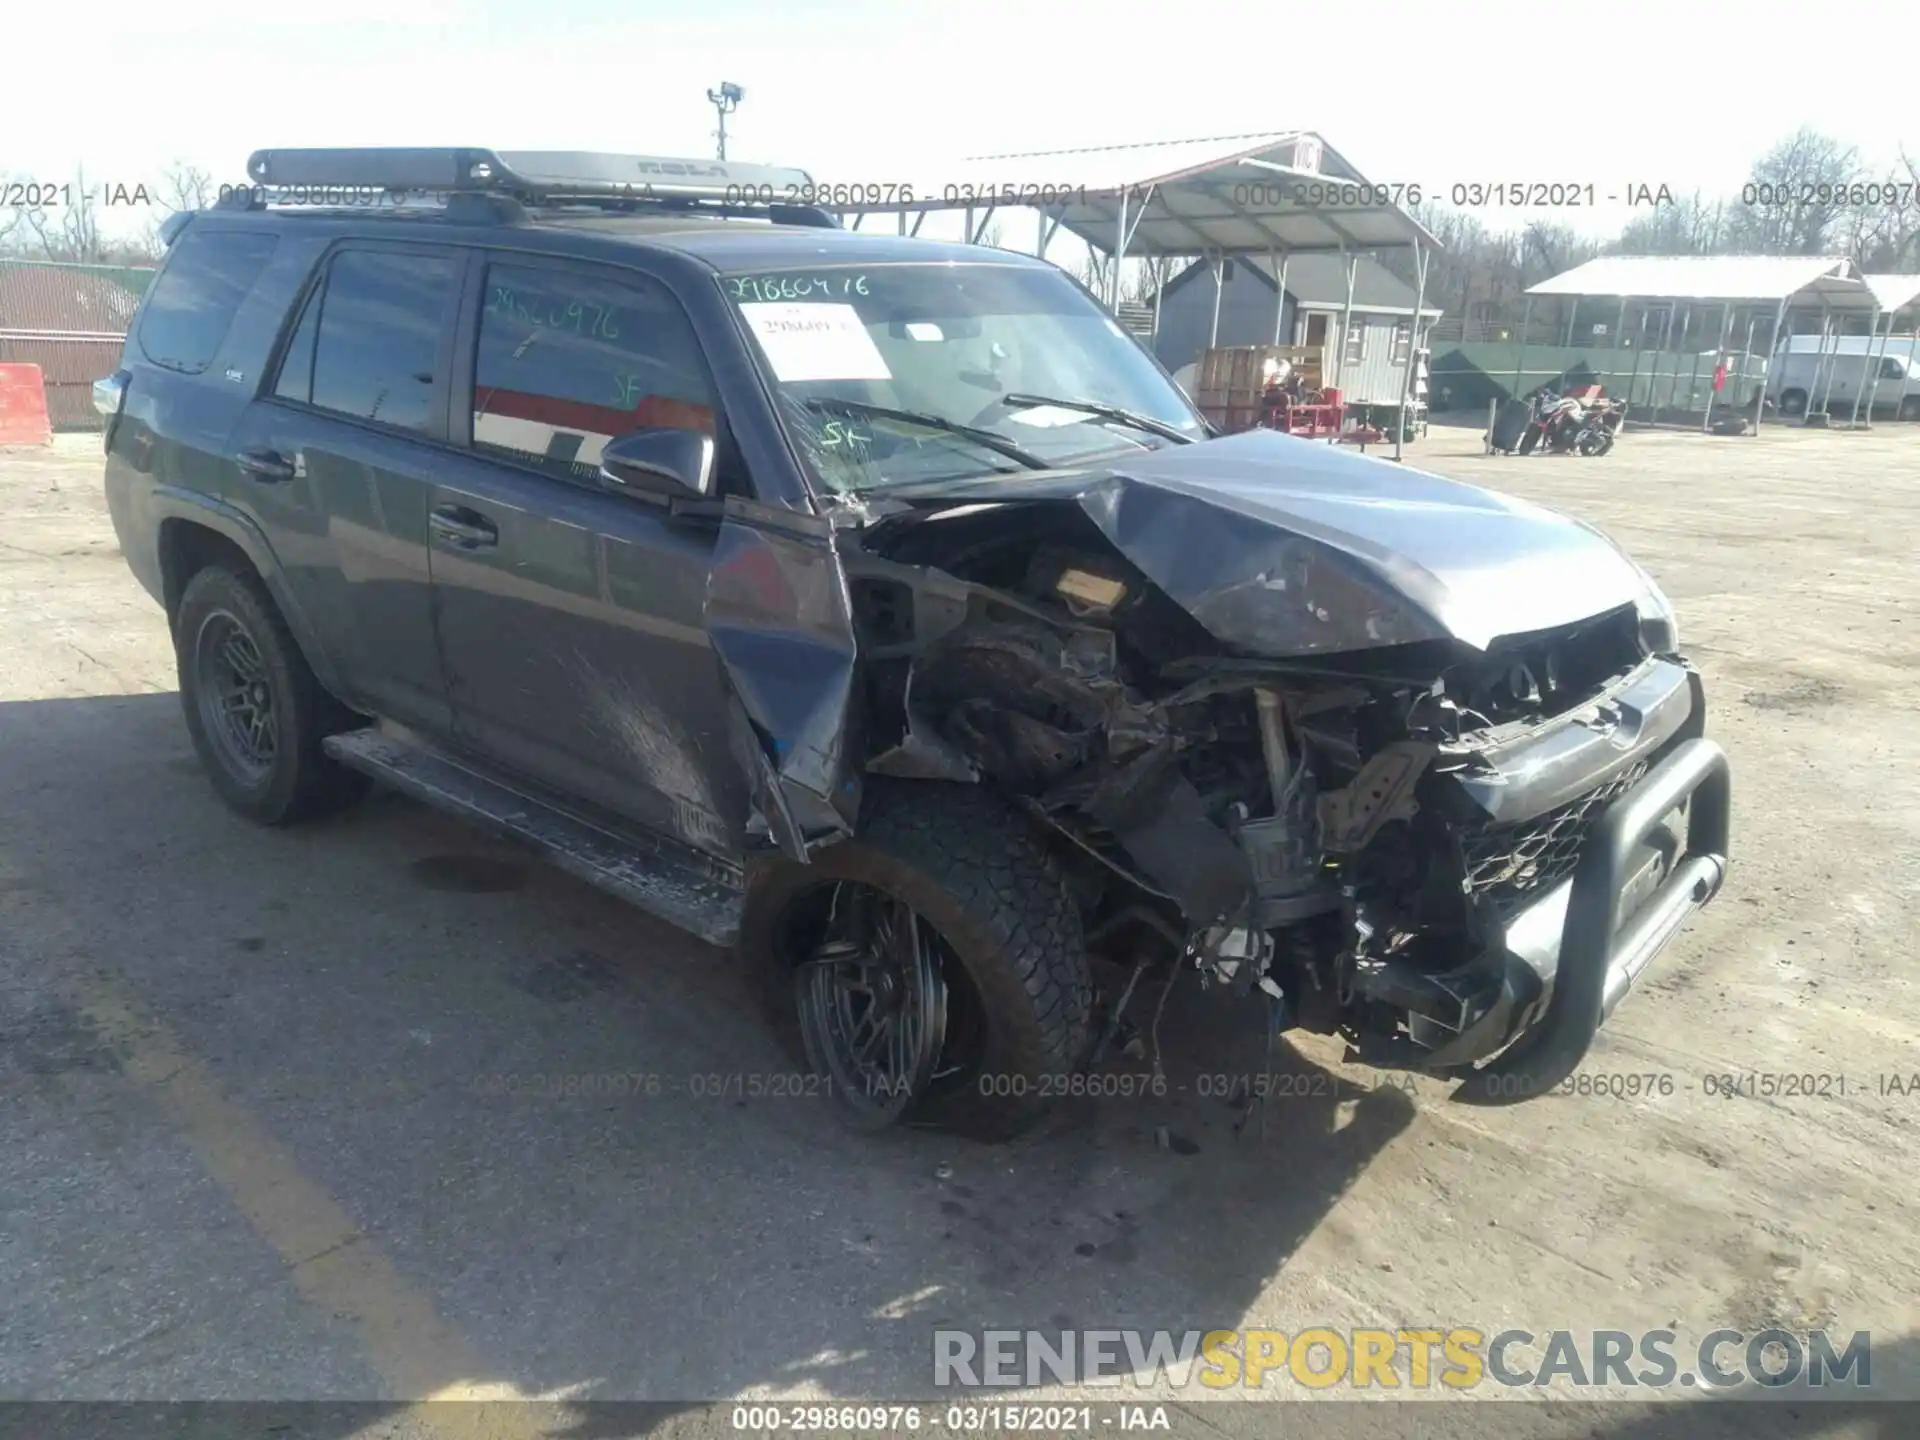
1427, 300, 1919, 427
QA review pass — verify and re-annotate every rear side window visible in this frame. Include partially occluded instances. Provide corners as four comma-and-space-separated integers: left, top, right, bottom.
136, 227, 279, 375
274, 248, 456, 435
470, 261, 717, 481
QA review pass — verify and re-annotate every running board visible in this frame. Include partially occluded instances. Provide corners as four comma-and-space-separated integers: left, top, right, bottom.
322, 727, 745, 946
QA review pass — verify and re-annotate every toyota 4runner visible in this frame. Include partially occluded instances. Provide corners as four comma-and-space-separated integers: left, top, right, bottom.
98, 147, 1731, 1140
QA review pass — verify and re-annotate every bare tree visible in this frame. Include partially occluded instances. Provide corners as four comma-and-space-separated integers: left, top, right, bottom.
0, 179, 24, 253
1074, 247, 1107, 295
131, 161, 218, 261
1520, 221, 1601, 283
1832, 156, 1920, 271
1125, 255, 1181, 306
1612, 190, 1727, 256
13, 166, 109, 262
158, 162, 215, 213
1725, 128, 1863, 255
1381, 204, 1497, 318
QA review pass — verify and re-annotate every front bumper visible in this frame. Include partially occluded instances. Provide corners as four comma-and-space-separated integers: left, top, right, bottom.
1448, 734, 1731, 1102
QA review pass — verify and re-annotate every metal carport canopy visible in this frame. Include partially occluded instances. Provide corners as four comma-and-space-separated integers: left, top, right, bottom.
829, 132, 1442, 463
1518, 255, 1887, 434
1864, 273, 1920, 312
834, 131, 1441, 257
1525, 255, 1879, 312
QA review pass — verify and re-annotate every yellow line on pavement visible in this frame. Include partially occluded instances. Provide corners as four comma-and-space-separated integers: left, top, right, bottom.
75, 972, 550, 1440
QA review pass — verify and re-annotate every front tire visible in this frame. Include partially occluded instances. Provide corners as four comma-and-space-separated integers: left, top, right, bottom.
174, 565, 369, 826
742, 780, 1095, 1142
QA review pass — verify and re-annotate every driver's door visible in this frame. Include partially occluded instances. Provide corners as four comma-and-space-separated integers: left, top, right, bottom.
425, 251, 747, 859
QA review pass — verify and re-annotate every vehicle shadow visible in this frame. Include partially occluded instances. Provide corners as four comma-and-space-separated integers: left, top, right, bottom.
0, 690, 1416, 1432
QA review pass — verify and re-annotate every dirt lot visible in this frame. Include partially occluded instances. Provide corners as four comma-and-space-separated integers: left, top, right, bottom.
3, 424, 1918, 1437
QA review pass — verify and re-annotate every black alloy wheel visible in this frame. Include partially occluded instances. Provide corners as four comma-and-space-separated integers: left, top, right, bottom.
193, 609, 280, 784
795, 882, 951, 1129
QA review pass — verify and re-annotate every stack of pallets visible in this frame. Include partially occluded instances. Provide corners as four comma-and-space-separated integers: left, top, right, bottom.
1195, 345, 1335, 435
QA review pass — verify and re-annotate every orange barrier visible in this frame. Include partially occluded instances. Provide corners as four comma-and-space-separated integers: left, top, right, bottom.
0, 363, 54, 447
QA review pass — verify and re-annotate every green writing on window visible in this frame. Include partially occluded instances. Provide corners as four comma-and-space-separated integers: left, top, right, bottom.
726, 273, 870, 303
612, 372, 654, 408
487, 284, 621, 341
817, 419, 872, 449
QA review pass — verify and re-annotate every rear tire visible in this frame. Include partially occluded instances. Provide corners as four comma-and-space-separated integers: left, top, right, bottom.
1901, 395, 1920, 421
174, 565, 370, 826
742, 780, 1095, 1142
1778, 389, 1808, 418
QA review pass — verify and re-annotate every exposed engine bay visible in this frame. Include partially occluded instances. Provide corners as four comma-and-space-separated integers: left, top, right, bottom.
841, 495, 1706, 1084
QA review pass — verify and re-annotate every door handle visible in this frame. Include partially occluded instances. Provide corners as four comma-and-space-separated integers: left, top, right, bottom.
236, 448, 297, 482
429, 504, 499, 550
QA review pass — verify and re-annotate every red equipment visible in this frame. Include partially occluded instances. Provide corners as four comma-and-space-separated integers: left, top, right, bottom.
1263, 386, 1345, 438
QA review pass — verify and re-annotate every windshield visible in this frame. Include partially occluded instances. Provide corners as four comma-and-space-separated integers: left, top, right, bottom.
722, 261, 1205, 492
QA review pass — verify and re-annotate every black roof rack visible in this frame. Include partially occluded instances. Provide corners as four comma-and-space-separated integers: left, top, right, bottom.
228, 148, 841, 228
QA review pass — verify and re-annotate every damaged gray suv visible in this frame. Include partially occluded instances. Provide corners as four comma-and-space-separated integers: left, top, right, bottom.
99, 148, 1730, 1140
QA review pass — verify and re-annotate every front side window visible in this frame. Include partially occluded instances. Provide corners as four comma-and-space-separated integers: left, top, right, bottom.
276, 249, 455, 435
470, 262, 717, 483
722, 261, 1204, 493
137, 226, 279, 375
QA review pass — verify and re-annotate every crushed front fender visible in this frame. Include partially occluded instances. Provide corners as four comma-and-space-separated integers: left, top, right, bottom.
705, 498, 863, 859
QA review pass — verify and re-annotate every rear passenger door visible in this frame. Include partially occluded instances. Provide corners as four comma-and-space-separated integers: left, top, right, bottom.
227, 242, 464, 732
424, 253, 748, 859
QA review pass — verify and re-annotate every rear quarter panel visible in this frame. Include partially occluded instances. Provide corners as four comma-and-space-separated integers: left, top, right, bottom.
106, 222, 344, 687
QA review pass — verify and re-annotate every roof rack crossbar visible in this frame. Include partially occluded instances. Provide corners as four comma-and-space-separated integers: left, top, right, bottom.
244, 147, 817, 205
214, 189, 841, 231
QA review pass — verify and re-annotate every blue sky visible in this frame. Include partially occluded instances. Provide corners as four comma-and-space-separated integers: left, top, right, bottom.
10, 0, 1917, 246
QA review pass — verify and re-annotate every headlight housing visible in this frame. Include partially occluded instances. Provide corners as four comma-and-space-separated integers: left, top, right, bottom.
1576, 518, 1680, 655
1633, 576, 1680, 654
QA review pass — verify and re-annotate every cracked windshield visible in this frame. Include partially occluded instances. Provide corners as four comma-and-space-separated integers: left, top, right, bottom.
725, 262, 1206, 489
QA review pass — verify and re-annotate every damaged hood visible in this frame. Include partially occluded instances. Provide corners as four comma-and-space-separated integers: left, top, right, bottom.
873, 429, 1664, 656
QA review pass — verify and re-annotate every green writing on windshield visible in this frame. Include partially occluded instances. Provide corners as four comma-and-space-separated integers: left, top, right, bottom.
487, 284, 621, 341
727, 273, 870, 303
817, 419, 872, 449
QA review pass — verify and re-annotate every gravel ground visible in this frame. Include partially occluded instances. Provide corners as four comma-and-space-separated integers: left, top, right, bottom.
2, 424, 1917, 1439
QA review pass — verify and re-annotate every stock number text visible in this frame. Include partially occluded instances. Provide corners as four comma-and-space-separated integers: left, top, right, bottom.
725, 182, 915, 207
1743, 181, 1916, 209
1234, 181, 1423, 208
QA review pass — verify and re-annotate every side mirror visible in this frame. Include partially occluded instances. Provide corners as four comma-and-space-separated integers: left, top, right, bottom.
598, 427, 715, 499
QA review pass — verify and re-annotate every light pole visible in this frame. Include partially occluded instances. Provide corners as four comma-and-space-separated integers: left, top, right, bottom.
706, 82, 743, 160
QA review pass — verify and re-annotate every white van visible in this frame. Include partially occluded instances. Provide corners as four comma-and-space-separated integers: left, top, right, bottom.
1766, 342, 1920, 419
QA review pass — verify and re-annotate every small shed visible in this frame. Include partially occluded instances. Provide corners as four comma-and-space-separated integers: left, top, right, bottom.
1149, 253, 1442, 407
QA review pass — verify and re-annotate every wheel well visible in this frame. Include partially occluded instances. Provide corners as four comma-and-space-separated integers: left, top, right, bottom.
159, 520, 256, 624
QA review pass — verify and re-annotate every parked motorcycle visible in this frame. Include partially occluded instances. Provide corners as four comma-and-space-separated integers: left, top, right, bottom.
1518, 385, 1584, 455
1574, 399, 1626, 456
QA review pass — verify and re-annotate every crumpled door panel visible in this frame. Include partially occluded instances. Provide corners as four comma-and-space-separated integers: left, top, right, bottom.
705, 499, 862, 860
